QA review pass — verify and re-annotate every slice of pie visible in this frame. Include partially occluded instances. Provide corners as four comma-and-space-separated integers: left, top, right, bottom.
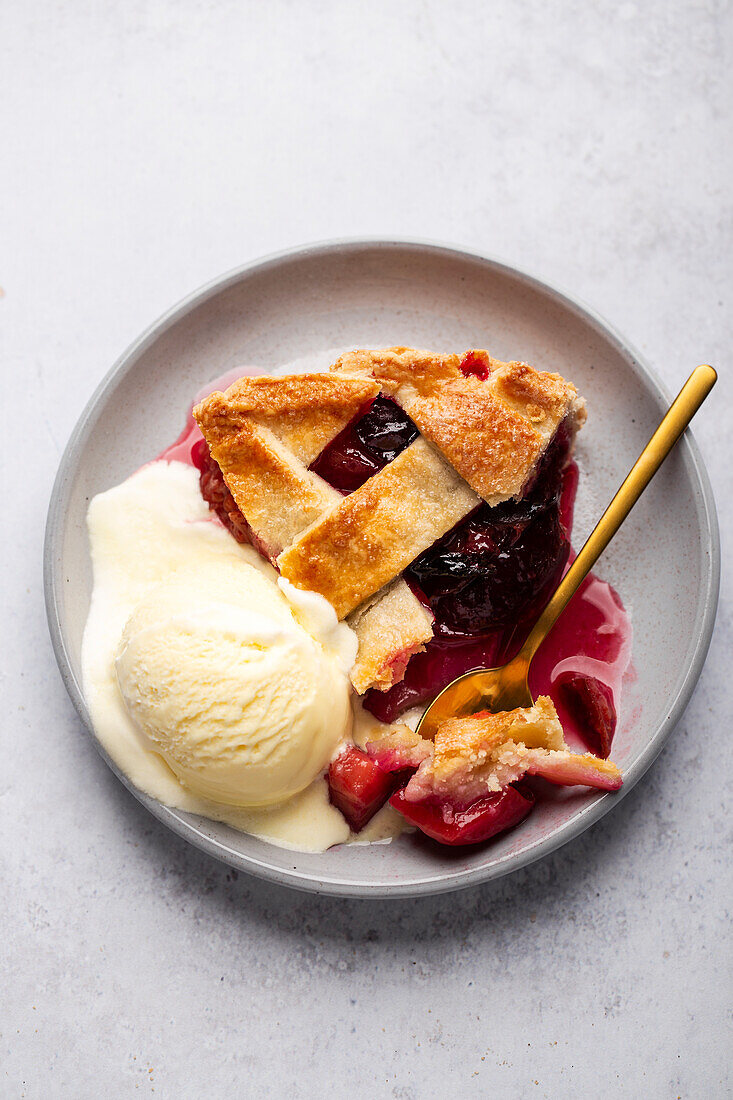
193, 347, 586, 705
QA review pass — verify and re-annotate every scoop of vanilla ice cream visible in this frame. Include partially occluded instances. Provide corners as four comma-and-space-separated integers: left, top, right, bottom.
114, 560, 351, 807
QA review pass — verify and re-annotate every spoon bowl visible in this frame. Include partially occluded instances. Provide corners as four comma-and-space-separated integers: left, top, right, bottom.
416, 658, 534, 739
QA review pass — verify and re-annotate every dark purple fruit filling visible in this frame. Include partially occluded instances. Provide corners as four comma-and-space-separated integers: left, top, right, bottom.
405, 423, 574, 637
406, 501, 567, 636
309, 396, 418, 493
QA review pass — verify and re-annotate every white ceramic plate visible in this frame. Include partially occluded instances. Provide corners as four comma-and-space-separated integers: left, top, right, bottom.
45, 239, 720, 898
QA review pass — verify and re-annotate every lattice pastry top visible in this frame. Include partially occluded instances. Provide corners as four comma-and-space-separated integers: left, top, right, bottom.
194, 347, 585, 694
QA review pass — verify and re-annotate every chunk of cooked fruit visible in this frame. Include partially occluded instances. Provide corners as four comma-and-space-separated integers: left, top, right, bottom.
327, 746, 402, 832
390, 784, 535, 846
560, 674, 616, 758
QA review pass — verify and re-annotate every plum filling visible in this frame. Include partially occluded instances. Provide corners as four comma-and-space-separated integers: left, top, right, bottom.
309, 395, 419, 493
459, 350, 491, 380
405, 433, 571, 637
405, 500, 567, 634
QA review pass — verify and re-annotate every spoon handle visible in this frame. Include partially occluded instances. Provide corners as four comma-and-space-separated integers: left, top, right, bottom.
517, 364, 717, 667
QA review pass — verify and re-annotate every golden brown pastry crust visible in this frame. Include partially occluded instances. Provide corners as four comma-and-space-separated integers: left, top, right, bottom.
431, 696, 566, 788
193, 373, 379, 558
422, 697, 623, 796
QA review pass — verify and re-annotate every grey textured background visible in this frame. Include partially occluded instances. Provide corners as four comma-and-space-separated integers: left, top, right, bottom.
2, 2, 731, 1097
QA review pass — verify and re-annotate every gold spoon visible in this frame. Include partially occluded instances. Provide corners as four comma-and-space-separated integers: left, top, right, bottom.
416, 365, 717, 739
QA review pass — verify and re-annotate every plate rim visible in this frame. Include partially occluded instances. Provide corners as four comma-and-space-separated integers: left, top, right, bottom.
44, 236, 721, 898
